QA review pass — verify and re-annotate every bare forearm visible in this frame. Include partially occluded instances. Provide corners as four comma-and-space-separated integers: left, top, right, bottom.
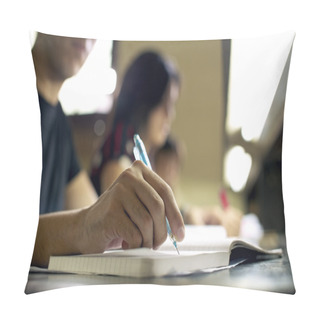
100, 158, 131, 193
31, 162, 185, 268
31, 208, 86, 268
65, 170, 98, 210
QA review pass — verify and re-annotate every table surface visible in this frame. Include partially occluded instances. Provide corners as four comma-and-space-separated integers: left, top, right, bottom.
25, 250, 295, 295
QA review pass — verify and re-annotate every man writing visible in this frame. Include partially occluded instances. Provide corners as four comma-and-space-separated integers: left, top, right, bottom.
31, 32, 185, 267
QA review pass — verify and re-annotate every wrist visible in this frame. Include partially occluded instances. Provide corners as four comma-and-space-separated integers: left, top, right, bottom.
75, 206, 92, 254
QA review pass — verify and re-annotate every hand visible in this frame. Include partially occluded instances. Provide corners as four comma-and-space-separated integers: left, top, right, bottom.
217, 206, 243, 237
79, 160, 185, 254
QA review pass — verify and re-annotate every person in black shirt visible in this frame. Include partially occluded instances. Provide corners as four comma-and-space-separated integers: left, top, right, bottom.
31, 32, 185, 267
39, 93, 82, 214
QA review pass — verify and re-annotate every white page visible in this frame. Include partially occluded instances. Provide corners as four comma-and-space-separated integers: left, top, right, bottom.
160, 225, 227, 251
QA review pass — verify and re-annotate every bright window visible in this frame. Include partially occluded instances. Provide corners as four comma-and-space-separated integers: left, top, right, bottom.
59, 39, 116, 115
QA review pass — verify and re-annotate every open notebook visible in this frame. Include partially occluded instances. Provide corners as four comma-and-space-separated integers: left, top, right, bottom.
47, 226, 282, 278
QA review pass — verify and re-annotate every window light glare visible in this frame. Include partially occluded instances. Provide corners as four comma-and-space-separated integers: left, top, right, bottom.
241, 124, 260, 142
61, 67, 117, 96
59, 39, 115, 115
224, 146, 252, 192
227, 32, 295, 141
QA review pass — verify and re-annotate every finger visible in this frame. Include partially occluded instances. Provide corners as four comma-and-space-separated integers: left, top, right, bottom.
111, 209, 143, 249
114, 165, 167, 248
133, 161, 185, 242
90, 186, 144, 251
133, 181, 167, 248
122, 167, 167, 248
121, 189, 154, 248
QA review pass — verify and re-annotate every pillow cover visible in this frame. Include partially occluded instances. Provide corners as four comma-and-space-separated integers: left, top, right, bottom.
25, 31, 295, 295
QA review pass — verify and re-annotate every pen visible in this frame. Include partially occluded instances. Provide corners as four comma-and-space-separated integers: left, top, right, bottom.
219, 188, 229, 210
133, 134, 180, 255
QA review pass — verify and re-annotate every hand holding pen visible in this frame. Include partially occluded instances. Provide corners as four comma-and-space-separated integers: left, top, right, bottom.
133, 134, 181, 254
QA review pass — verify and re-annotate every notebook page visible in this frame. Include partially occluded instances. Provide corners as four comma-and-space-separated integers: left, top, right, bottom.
160, 225, 227, 252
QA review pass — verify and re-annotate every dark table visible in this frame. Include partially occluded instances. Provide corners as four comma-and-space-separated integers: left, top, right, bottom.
25, 251, 295, 294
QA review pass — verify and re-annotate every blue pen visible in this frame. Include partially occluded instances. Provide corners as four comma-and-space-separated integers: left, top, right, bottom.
133, 134, 180, 255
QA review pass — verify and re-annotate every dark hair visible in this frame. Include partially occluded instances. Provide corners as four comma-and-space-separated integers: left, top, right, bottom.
113, 51, 180, 131
155, 135, 181, 161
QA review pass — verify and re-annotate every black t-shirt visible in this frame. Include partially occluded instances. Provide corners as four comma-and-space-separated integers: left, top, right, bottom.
39, 94, 80, 214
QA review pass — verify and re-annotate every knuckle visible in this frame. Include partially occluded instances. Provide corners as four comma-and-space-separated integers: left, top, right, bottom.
151, 193, 165, 214
110, 181, 126, 196
131, 160, 144, 171
158, 181, 173, 198
119, 167, 136, 181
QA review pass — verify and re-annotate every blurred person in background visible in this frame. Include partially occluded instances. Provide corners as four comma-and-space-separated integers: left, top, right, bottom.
91, 50, 242, 236
154, 136, 243, 237
31, 34, 184, 267
91, 51, 180, 194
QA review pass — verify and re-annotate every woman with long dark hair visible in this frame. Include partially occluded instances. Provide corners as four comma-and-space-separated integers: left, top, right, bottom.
91, 51, 180, 194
